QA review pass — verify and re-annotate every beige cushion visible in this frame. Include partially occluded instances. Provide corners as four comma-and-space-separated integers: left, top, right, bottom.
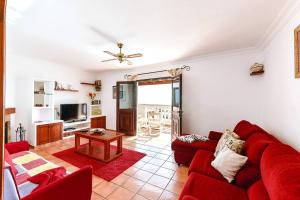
214, 129, 241, 157
211, 146, 248, 182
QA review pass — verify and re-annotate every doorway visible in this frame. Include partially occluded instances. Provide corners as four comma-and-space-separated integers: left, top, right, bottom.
116, 76, 182, 148
136, 78, 172, 147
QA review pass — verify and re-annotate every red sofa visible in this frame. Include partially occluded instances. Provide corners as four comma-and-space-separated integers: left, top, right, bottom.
4, 141, 93, 200
174, 120, 300, 200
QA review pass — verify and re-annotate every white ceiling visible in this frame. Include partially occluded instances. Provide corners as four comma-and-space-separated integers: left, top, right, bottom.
6, 0, 293, 71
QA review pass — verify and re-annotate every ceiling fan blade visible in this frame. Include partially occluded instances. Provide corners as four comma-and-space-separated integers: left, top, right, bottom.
103, 51, 117, 57
101, 58, 117, 62
126, 59, 133, 65
126, 53, 143, 58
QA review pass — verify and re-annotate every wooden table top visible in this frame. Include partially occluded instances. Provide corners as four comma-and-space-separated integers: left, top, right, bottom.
74, 129, 125, 142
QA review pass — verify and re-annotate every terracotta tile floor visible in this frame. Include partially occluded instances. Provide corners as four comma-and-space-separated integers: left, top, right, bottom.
31, 134, 188, 200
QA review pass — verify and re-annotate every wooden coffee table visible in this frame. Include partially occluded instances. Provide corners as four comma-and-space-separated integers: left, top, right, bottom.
74, 129, 125, 163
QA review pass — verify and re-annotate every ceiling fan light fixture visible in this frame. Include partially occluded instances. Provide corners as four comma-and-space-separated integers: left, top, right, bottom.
101, 43, 142, 65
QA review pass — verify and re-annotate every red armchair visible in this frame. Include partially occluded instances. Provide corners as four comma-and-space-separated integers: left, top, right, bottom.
4, 141, 93, 200
22, 166, 93, 200
5, 141, 29, 154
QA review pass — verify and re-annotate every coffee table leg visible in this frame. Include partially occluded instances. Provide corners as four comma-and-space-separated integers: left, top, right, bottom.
104, 142, 110, 161
117, 137, 122, 154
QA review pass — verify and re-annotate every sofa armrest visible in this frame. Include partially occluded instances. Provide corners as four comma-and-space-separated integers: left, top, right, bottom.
22, 166, 93, 200
208, 131, 223, 141
182, 195, 200, 200
5, 141, 29, 154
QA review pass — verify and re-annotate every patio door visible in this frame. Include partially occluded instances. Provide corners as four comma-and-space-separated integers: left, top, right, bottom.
171, 74, 182, 141
116, 81, 137, 136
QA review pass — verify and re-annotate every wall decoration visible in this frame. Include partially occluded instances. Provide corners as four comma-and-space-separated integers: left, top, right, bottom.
250, 63, 264, 76
295, 25, 300, 78
88, 92, 96, 104
95, 80, 102, 91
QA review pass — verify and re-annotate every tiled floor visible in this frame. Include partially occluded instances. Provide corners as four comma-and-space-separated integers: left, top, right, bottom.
31, 134, 188, 200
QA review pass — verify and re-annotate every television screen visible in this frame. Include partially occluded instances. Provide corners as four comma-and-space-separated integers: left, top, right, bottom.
60, 103, 87, 122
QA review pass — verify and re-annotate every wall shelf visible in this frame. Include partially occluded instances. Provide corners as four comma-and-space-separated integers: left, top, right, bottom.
5, 107, 16, 115
80, 82, 95, 86
54, 89, 79, 92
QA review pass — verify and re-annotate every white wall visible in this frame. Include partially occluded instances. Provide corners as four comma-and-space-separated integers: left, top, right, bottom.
256, 10, 300, 150
5, 54, 97, 141
97, 50, 265, 134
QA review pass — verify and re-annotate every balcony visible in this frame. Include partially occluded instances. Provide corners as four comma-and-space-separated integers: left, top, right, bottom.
137, 104, 171, 137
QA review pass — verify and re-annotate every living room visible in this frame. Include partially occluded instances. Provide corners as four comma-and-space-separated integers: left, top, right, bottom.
2, 0, 300, 200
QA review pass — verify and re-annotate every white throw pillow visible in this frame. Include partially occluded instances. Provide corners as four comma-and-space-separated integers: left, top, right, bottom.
211, 146, 248, 183
214, 129, 240, 157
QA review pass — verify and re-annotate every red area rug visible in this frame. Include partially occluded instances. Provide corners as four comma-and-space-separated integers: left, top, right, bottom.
52, 143, 145, 181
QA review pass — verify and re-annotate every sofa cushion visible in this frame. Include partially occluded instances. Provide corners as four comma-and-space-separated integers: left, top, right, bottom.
179, 172, 248, 200
188, 150, 226, 182
208, 131, 223, 141
235, 163, 261, 189
214, 129, 242, 157
5, 148, 18, 176
247, 180, 270, 200
244, 133, 276, 166
172, 139, 218, 166
171, 139, 218, 152
211, 146, 248, 183
234, 120, 264, 140
261, 143, 300, 200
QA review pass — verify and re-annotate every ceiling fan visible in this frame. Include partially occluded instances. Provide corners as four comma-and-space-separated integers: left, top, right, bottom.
102, 43, 142, 65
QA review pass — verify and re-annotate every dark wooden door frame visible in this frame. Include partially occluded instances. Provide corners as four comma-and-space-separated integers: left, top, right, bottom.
116, 81, 137, 135
0, 0, 6, 198
171, 74, 183, 138
137, 76, 173, 86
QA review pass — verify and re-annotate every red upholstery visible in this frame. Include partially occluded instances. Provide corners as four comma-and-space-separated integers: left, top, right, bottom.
233, 120, 262, 140
182, 195, 199, 200
4, 148, 17, 176
188, 150, 226, 182
247, 180, 270, 200
28, 167, 67, 192
179, 173, 248, 200
171, 139, 218, 166
244, 133, 276, 166
22, 166, 93, 200
177, 121, 300, 200
208, 131, 223, 140
260, 143, 300, 200
5, 141, 30, 154
235, 163, 261, 189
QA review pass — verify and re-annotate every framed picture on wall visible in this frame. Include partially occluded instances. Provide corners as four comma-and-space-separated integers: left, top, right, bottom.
294, 25, 300, 78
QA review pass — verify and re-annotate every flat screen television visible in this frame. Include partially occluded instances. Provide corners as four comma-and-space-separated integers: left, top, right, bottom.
60, 103, 87, 122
